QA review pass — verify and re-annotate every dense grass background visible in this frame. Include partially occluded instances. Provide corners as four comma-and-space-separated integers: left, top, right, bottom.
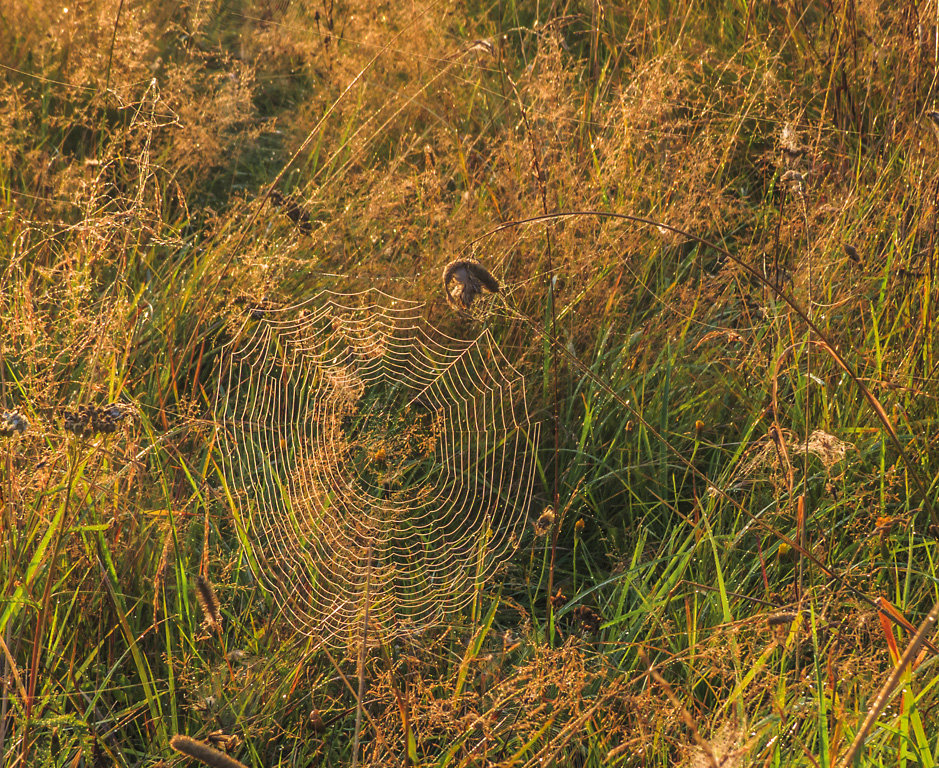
3, 0, 939, 765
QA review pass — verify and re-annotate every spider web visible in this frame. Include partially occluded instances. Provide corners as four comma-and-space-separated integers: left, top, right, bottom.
215, 289, 539, 647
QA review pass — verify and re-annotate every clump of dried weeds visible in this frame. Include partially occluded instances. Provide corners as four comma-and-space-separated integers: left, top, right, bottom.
5, 1, 939, 766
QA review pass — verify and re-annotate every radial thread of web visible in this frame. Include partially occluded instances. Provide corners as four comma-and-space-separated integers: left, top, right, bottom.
215, 289, 539, 648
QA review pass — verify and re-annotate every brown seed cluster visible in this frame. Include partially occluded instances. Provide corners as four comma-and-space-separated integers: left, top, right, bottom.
62, 403, 132, 436
571, 605, 603, 634
0, 411, 29, 436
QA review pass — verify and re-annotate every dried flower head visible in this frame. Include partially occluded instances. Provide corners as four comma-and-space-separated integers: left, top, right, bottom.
571, 605, 603, 633
206, 730, 242, 752
502, 629, 521, 651
806, 429, 851, 468
779, 122, 801, 154
443, 259, 500, 311
844, 243, 861, 263
533, 506, 555, 536
780, 169, 805, 196
689, 719, 747, 768
62, 403, 133, 436
0, 411, 28, 436
766, 612, 798, 627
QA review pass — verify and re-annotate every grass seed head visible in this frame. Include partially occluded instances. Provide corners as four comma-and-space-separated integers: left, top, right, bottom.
170, 735, 248, 768
767, 612, 798, 627
195, 575, 222, 632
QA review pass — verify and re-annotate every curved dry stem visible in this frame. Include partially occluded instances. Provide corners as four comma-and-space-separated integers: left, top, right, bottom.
170, 735, 249, 768
837, 599, 939, 767
465, 209, 937, 530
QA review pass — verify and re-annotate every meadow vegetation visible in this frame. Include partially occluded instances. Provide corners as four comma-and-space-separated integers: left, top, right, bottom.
2, 0, 939, 765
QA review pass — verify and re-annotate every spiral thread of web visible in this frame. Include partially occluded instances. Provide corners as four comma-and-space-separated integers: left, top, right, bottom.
215, 290, 538, 647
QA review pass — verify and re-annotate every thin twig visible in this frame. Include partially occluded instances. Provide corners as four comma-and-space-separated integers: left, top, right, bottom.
352, 545, 373, 768
103, 0, 126, 96
838, 599, 939, 767
639, 647, 719, 768
502, 69, 563, 639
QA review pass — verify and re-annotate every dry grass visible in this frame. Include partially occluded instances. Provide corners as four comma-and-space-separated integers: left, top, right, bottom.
3, 0, 939, 766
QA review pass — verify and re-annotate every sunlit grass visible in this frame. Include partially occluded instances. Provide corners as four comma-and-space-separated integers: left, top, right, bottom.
1, 0, 939, 765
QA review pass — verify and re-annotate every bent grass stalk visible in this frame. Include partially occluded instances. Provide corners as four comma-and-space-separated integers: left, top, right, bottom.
170, 735, 249, 768
464, 210, 935, 645
838, 600, 939, 767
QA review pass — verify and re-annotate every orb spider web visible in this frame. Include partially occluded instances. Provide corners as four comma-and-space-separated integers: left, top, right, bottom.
215, 289, 538, 647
